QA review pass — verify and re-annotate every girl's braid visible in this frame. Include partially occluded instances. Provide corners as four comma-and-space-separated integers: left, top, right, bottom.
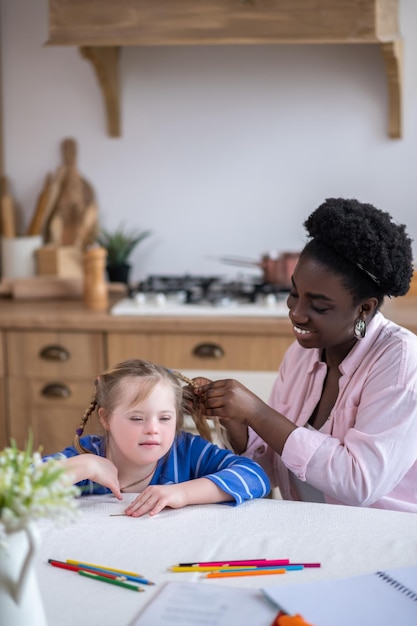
73, 394, 98, 454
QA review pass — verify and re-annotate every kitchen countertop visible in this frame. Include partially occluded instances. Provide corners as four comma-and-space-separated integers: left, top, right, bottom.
0, 295, 293, 333
0, 294, 416, 334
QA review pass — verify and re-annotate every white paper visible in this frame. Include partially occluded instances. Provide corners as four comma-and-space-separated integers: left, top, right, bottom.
130, 581, 278, 626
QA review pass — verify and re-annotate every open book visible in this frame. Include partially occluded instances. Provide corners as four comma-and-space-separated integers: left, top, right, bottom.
263, 565, 417, 626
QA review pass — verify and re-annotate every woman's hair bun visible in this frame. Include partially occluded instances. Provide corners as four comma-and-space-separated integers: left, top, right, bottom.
303, 198, 413, 297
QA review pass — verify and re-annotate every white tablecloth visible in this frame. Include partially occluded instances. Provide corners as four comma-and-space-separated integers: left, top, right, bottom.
35, 495, 417, 625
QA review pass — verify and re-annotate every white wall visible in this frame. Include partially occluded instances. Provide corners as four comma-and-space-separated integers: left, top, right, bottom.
1, 0, 417, 283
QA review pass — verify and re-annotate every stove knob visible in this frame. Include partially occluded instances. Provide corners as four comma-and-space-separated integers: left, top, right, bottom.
155, 292, 167, 307
176, 290, 187, 304
135, 292, 147, 306
265, 293, 277, 307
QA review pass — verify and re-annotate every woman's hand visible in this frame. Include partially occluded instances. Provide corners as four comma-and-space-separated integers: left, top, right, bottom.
194, 378, 268, 425
182, 376, 212, 416
191, 376, 212, 387
192, 378, 269, 453
195, 379, 297, 456
61, 455, 122, 500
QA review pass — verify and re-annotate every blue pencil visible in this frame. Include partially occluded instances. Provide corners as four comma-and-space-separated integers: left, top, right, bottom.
68, 561, 154, 585
218, 564, 304, 572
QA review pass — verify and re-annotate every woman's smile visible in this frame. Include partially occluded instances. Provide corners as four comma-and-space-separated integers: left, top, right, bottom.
293, 325, 314, 336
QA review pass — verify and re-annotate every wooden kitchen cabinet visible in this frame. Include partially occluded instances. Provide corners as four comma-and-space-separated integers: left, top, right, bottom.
49, 0, 399, 46
0, 295, 416, 454
48, 0, 402, 138
7, 379, 100, 456
5, 330, 105, 454
0, 299, 294, 452
7, 331, 104, 378
107, 331, 294, 372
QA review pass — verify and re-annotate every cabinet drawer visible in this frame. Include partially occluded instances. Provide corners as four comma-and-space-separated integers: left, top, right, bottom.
6, 331, 104, 378
8, 379, 99, 455
107, 332, 293, 371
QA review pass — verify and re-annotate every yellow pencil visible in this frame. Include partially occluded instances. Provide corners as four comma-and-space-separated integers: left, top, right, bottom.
66, 559, 143, 578
206, 569, 286, 579
170, 565, 258, 573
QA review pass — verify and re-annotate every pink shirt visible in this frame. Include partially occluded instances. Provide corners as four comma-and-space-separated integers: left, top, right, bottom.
245, 311, 417, 512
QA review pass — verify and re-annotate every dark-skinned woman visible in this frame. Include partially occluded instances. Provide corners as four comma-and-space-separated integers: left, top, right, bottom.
194, 198, 417, 512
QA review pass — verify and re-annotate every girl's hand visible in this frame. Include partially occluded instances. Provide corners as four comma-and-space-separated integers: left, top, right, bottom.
124, 484, 188, 517
124, 478, 233, 517
62, 455, 122, 500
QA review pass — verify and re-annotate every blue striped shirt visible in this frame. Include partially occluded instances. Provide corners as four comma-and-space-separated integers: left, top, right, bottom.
45, 431, 270, 505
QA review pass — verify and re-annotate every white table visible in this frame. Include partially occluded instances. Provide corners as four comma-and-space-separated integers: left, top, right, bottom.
35, 496, 417, 625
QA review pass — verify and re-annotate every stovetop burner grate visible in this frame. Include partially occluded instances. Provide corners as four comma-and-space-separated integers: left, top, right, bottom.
131, 274, 289, 305
112, 274, 291, 317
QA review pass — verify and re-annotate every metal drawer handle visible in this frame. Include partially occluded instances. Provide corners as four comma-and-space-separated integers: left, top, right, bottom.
41, 383, 72, 399
192, 343, 225, 359
39, 345, 70, 361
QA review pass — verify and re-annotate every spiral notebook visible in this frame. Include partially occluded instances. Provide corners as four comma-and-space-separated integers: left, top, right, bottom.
263, 566, 417, 626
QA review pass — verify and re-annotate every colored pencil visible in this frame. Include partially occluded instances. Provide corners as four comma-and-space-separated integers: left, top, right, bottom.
66, 559, 142, 577
170, 564, 303, 573
218, 565, 304, 572
206, 569, 287, 579
78, 569, 144, 591
69, 562, 153, 585
254, 560, 316, 568
177, 559, 289, 567
48, 559, 126, 580
170, 565, 259, 573
175, 559, 320, 569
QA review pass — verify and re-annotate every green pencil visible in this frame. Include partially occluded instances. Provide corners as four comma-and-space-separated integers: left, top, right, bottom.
78, 569, 144, 591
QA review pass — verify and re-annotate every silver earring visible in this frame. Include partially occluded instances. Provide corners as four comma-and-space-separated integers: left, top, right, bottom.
354, 318, 366, 339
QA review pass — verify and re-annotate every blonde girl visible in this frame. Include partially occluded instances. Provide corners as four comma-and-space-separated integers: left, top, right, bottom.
44, 359, 270, 517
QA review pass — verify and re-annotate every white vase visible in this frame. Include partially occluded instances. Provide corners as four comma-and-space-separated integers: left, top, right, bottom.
0, 524, 47, 626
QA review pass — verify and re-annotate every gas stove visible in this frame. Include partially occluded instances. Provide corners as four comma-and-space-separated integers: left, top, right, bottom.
111, 274, 290, 317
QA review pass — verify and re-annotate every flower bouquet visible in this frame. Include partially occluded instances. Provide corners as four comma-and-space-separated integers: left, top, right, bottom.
0, 439, 79, 548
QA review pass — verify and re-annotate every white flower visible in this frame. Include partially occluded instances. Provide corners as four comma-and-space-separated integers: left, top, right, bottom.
0, 439, 80, 548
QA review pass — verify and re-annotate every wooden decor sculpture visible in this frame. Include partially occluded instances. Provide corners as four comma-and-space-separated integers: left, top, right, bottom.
44, 138, 98, 249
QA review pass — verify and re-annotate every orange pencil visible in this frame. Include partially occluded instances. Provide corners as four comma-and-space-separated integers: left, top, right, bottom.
206, 568, 286, 579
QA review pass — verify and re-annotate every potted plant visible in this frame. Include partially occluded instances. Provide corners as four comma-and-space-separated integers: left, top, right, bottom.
96, 223, 152, 284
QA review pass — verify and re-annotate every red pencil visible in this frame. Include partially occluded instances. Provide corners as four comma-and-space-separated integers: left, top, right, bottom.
48, 559, 125, 580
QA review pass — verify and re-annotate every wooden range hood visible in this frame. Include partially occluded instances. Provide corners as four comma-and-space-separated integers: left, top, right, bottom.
47, 0, 403, 139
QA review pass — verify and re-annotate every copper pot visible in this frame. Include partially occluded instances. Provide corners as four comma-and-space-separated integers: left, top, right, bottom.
218, 252, 300, 287
260, 252, 299, 287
